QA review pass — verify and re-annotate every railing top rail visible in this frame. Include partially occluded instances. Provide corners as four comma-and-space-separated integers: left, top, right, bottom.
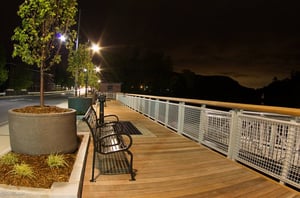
125, 94, 300, 117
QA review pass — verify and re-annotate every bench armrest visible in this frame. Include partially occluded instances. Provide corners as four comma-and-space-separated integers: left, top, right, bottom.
104, 114, 119, 122
97, 120, 120, 129
97, 132, 132, 153
97, 114, 119, 125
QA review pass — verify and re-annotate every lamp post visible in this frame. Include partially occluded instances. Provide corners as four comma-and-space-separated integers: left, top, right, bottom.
58, 10, 82, 96
89, 44, 101, 95
74, 9, 81, 96
76, 43, 100, 98
95, 66, 101, 91
83, 68, 88, 97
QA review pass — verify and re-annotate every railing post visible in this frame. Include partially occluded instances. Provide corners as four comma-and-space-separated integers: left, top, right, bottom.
131, 95, 134, 109
134, 96, 138, 110
138, 97, 141, 112
148, 98, 150, 117
141, 97, 149, 113
198, 105, 207, 143
178, 102, 185, 134
142, 97, 145, 114
227, 109, 240, 160
165, 100, 169, 127
141, 97, 146, 114
154, 99, 159, 121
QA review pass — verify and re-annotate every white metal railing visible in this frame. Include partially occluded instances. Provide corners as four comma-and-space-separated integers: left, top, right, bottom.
116, 93, 300, 190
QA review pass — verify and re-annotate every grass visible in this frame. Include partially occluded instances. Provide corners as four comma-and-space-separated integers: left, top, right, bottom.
47, 153, 69, 168
0, 152, 18, 165
9, 163, 36, 179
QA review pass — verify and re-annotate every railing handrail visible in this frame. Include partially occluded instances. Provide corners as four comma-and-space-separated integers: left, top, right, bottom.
127, 93, 300, 117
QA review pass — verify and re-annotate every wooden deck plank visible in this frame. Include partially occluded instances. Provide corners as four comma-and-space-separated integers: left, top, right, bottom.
81, 100, 300, 198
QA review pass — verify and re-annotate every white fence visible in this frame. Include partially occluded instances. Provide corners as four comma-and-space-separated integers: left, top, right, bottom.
116, 93, 300, 190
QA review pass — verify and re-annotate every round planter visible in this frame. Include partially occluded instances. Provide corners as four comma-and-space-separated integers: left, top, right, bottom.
68, 97, 93, 115
8, 108, 78, 155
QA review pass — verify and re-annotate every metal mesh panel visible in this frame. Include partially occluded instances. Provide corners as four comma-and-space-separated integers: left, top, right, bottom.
138, 98, 143, 112
182, 105, 201, 141
203, 109, 231, 154
144, 99, 149, 115
158, 102, 166, 124
149, 100, 156, 119
286, 126, 300, 187
135, 97, 140, 111
167, 103, 179, 130
127, 96, 132, 108
236, 114, 300, 188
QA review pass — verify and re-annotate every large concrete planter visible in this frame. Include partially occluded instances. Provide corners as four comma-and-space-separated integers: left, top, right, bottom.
8, 108, 78, 155
68, 97, 93, 115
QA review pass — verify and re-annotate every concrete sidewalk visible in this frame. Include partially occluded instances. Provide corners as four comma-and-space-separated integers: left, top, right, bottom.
0, 101, 70, 156
0, 124, 10, 156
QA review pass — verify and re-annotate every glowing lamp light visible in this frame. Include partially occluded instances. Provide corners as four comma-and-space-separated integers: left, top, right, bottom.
91, 43, 101, 53
95, 66, 101, 73
57, 33, 67, 42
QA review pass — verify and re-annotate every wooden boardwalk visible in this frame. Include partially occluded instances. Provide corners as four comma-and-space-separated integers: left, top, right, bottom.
80, 100, 300, 198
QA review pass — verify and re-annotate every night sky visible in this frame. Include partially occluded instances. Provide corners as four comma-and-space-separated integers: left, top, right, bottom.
1, 0, 300, 88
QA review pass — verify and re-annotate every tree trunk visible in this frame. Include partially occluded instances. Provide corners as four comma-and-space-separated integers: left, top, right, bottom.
40, 66, 44, 107
75, 69, 78, 96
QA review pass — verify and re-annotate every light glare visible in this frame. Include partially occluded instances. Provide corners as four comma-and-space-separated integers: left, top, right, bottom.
91, 43, 101, 53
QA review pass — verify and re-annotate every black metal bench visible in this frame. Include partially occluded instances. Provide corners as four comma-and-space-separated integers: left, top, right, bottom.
82, 106, 136, 181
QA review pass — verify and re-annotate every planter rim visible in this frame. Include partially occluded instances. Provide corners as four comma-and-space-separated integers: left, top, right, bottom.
68, 96, 93, 98
8, 108, 76, 116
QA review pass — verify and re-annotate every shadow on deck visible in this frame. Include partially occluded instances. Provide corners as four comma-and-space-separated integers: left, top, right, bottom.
78, 100, 300, 198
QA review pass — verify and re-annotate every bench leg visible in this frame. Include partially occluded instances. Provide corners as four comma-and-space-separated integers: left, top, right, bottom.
90, 149, 96, 182
126, 150, 136, 181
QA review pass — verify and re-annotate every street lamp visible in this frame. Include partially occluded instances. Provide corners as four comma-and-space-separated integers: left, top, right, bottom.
58, 34, 67, 42
95, 66, 101, 73
91, 43, 101, 53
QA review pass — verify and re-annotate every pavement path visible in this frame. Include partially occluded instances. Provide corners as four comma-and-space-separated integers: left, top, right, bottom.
0, 124, 10, 156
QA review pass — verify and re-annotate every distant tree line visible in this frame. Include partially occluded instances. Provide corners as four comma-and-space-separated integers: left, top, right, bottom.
100, 47, 173, 96
261, 71, 300, 108
100, 46, 300, 108
0, 45, 8, 90
1, 44, 300, 108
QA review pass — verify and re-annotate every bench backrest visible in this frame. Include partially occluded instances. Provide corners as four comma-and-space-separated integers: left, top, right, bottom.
82, 106, 98, 138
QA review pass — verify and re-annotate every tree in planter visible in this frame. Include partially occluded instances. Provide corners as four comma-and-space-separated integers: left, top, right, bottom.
68, 42, 99, 96
8, 0, 80, 155
67, 43, 100, 114
68, 43, 91, 96
11, 0, 78, 107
